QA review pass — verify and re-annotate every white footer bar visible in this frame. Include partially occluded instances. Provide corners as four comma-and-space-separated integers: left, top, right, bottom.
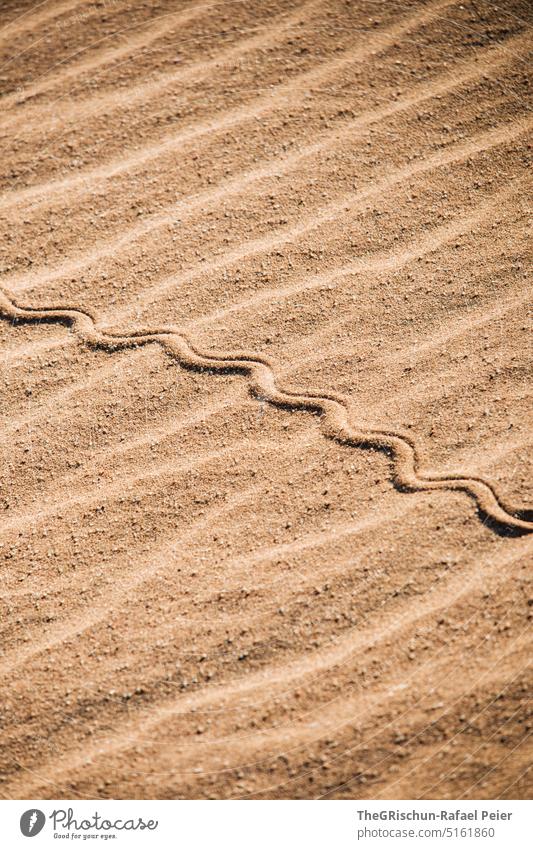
2, 799, 531, 848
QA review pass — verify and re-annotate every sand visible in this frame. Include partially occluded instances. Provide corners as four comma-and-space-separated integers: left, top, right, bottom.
0, 0, 531, 800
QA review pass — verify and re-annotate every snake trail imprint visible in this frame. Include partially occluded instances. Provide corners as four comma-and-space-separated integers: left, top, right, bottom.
1, 286, 531, 535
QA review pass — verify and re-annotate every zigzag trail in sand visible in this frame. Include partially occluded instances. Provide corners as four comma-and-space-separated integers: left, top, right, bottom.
1, 287, 531, 534
2, 0, 532, 802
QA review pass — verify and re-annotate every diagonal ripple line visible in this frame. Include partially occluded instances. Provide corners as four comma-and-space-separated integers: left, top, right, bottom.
1, 286, 531, 535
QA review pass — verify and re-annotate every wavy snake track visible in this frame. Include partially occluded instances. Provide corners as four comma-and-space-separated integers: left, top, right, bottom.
1, 287, 531, 535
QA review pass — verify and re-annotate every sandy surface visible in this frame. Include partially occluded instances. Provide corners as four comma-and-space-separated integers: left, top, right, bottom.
0, 0, 532, 800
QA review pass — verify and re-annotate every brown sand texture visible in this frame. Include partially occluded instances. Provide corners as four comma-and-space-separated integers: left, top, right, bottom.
0, 0, 532, 800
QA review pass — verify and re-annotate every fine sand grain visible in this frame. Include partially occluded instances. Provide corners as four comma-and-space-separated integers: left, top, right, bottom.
0, 0, 532, 799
